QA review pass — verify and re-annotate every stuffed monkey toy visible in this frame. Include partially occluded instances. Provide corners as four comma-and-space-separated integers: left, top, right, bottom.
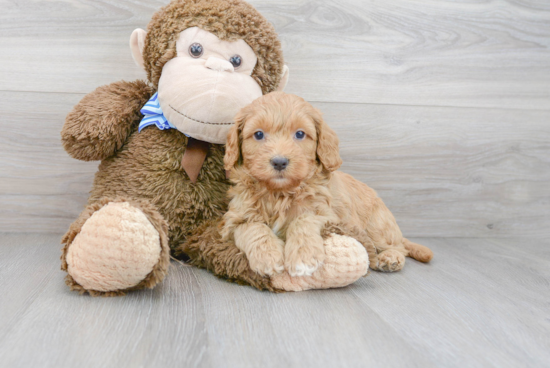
60, 0, 369, 296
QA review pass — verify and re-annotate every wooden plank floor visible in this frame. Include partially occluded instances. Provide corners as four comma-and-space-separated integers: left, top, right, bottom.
0, 233, 548, 368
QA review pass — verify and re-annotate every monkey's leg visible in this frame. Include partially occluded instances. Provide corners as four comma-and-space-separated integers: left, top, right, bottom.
177, 221, 369, 292
61, 198, 170, 296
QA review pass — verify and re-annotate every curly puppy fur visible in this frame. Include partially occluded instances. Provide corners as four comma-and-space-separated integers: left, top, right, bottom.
60, 0, 286, 295
221, 92, 433, 276
175, 218, 279, 291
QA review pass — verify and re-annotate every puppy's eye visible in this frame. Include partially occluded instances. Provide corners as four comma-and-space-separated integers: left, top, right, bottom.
189, 43, 203, 58
229, 55, 242, 68
253, 131, 265, 140
295, 130, 306, 140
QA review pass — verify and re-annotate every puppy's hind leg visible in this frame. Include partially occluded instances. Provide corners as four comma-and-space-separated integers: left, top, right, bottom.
373, 248, 406, 272
362, 200, 433, 269
340, 227, 406, 273
363, 200, 409, 272
363, 232, 407, 272
370, 239, 433, 272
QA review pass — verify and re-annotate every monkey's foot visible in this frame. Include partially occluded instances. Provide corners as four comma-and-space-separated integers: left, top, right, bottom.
270, 234, 369, 291
64, 200, 170, 296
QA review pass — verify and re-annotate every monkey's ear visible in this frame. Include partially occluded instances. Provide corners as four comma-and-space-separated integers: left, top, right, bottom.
275, 65, 290, 92
130, 28, 147, 70
313, 110, 342, 172
224, 112, 246, 170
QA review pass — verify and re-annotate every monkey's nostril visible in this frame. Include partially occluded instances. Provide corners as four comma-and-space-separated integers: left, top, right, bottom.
270, 157, 289, 171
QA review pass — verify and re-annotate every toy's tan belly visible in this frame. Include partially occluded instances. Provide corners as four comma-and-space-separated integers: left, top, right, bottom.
88, 128, 230, 248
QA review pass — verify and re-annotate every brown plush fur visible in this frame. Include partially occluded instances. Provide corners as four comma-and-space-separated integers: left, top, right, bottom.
221, 92, 433, 275
144, 0, 284, 93
61, 198, 171, 297
88, 128, 230, 248
62, 80, 153, 161
60, 0, 285, 295
175, 218, 279, 291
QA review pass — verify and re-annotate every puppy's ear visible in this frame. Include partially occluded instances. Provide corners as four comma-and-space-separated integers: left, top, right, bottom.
312, 109, 342, 172
224, 111, 246, 170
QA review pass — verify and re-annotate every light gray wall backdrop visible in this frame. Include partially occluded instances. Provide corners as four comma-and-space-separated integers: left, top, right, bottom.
0, 0, 549, 237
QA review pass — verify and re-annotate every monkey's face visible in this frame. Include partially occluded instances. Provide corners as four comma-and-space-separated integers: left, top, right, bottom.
157, 27, 262, 144
131, 26, 285, 144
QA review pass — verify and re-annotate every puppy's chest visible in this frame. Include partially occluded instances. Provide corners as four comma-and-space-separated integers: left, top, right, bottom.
261, 197, 302, 240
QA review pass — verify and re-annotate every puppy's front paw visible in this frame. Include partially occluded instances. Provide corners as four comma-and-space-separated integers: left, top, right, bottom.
247, 241, 285, 276
285, 237, 325, 277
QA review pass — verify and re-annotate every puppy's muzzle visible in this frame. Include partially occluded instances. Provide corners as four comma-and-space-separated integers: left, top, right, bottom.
270, 156, 289, 171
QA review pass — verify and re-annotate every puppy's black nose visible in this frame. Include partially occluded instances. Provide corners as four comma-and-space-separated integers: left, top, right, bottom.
271, 156, 289, 171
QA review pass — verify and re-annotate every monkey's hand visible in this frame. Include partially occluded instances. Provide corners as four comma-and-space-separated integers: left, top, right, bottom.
272, 223, 370, 291
272, 233, 369, 291
61, 80, 153, 161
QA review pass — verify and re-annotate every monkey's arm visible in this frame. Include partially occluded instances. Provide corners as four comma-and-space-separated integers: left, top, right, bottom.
61, 80, 153, 161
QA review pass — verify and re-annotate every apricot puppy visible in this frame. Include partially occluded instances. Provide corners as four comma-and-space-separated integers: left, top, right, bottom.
221, 92, 433, 277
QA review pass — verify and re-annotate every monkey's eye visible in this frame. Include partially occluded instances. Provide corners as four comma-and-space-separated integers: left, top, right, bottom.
229, 55, 242, 68
295, 130, 306, 140
253, 131, 264, 140
189, 43, 203, 58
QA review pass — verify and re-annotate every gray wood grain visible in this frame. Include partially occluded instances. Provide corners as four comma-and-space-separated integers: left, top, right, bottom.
1, 1, 549, 235
1, 233, 549, 368
318, 102, 550, 238
0, 233, 61, 340
1, 0, 549, 110
1, 91, 548, 237
351, 237, 550, 368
